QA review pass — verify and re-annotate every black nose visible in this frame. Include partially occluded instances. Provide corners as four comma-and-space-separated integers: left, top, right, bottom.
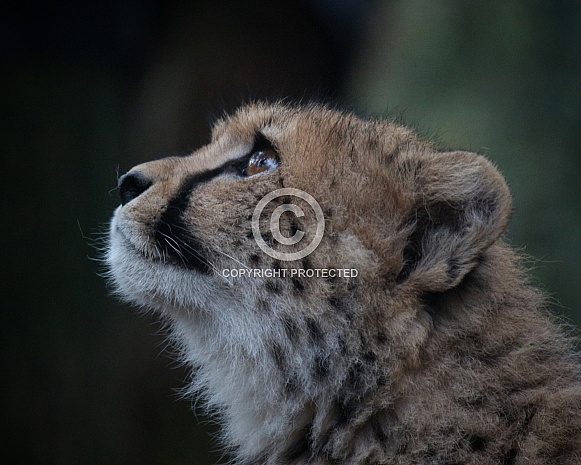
118, 171, 153, 205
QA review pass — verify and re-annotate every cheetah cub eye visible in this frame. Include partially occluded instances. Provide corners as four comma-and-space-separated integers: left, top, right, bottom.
228, 133, 280, 177
245, 148, 279, 176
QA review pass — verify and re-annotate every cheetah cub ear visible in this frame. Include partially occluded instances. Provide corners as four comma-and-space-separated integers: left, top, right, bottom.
396, 150, 512, 293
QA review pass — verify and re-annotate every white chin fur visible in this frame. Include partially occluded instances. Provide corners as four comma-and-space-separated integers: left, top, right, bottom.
106, 213, 221, 313
106, 211, 304, 461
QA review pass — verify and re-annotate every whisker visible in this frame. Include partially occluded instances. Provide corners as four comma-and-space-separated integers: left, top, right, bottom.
155, 220, 229, 279
157, 231, 189, 266
217, 250, 251, 270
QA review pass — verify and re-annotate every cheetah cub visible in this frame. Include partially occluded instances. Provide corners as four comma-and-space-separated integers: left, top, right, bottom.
107, 103, 581, 464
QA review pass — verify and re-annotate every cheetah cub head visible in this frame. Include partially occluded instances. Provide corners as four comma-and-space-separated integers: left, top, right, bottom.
107, 102, 513, 463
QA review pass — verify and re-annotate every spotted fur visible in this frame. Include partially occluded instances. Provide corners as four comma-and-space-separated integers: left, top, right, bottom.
106, 102, 581, 464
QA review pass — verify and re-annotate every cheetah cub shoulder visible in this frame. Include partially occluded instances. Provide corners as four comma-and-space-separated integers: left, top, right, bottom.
107, 102, 581, 464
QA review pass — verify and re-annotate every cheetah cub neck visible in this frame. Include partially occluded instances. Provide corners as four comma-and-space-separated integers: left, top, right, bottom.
107, 102, 581, 464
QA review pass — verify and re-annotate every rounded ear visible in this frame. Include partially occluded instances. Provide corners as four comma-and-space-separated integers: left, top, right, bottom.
396, 151, 512, 292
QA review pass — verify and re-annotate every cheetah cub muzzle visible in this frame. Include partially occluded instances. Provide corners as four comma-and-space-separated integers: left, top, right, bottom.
107, 102, 581, 464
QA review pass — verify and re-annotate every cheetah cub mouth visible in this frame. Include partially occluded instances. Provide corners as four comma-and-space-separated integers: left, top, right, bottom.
106, 103, 581, 465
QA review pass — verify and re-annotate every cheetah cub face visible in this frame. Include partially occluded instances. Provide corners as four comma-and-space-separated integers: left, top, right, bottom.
109, 103, 509, 314
107, 103, 581, 465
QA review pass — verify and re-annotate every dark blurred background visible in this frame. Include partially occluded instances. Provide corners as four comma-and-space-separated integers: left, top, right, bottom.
1, 1, 580, 464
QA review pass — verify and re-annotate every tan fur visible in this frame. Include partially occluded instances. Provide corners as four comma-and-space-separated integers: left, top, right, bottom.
107, 102, 581, 464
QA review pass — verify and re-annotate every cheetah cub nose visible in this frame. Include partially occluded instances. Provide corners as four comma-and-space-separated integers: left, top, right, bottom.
118, 171, 153, 205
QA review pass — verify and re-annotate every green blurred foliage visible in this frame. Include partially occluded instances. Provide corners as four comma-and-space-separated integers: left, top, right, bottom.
348, 0, 581, 326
